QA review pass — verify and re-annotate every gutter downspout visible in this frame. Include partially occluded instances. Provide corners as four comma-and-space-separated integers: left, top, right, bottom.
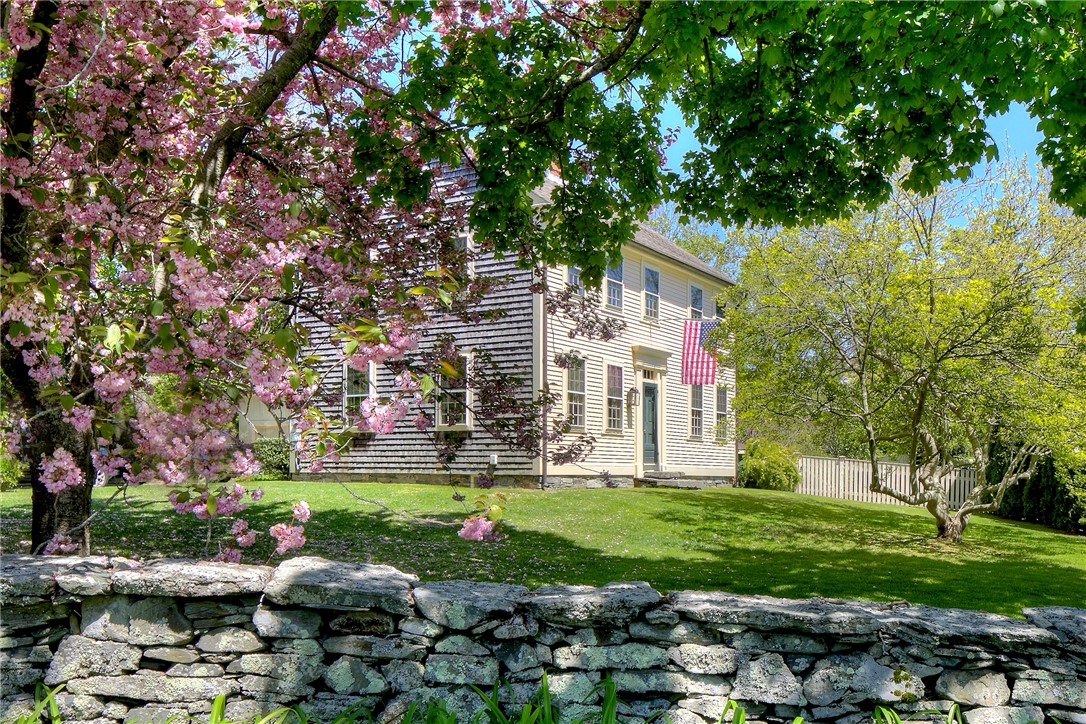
540, 273, 548, 491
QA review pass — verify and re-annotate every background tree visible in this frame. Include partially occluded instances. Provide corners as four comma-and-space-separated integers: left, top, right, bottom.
720, 166, 1086, 541
5, 0, 1086, 554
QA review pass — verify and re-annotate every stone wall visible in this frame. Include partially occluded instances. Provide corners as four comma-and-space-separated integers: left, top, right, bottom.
1, 555, 1083, 724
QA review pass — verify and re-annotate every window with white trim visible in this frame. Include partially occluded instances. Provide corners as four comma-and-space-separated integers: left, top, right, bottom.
437, 353, 469, 428
567, 355, 586, 428
643, 266, 660, 320
431, 230, 472, 274
343, 365, 372, 417
567, 265, 584, 296
690, 285, 704, 319
716, 386, 728, 440
605, 261, 623, 309
606, 365, 623, 431
690, 384, 703, 437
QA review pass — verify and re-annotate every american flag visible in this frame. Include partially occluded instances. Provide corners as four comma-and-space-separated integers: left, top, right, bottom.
682, 320, 719, 385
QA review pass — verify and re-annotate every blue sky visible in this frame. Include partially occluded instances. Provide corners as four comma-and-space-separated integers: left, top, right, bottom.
659, 102, 1044, 175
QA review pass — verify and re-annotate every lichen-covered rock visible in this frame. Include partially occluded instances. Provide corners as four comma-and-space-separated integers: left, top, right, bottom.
522, 582, 661, 627
225, 653, 324, 684
611, 670, 729, 696
413, 581, 527, 629
1011, 670, 1086, 708
183, 600, 255, 629
322, 635, 426, 660
52, 694, 106, 720
731, 632, 828, 654
676, 696, 729, 721
0, 603, 69, 635
731, 653, 804, 705
81, 597, 193, 646
629, 621, 717, 645
553, 643, 668, 671
271, 638, 324, 657
399, 617, 444, 637
67, 673, 240, 702
666, 707, 708, 724
435, 635, 491, 656
961, 705, 1046, 724
936, 670, 1011, 706
804, 654, 926, 707
124, 705, 191, 723
672, 591, 881, 636
423, 654, 499, 685
264, 557, 416, 614
113, 561, 271, 598
1024, 606, 1086, 654
547, 671, 602, 702
323, 656, 389, 695
141, 647, 199, 664
382, 660, 425, 692
253, 606, 322, 639
195, 626, 265, 653
881, 606, 1059, 651
668, 644, 739, 675
328, 611, 395, 635
491, 641, 542, 672
45, 636, 142, 684
164, 663, 224, 677
0, 555, 112, 603
237, 674, 315, 698
492, 616, 539, 639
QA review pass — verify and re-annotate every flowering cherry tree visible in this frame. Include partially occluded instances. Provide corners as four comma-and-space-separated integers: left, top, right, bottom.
4, 0, 1084, 555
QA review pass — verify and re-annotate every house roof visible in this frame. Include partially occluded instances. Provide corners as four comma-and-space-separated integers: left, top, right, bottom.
630, 224, 735, 286
529, 175, 734, 286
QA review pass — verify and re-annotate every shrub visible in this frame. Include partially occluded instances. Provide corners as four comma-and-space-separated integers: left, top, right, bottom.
995, 446, 1086, 533
0, 450, 27, 491
738, 438, 801, 492
252, 438, 291, 480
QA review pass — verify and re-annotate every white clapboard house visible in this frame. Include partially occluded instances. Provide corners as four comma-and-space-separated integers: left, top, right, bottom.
245, 171, 737, 487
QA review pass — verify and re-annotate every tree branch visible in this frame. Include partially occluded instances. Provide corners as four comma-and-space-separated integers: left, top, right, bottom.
190, 3, 339, 209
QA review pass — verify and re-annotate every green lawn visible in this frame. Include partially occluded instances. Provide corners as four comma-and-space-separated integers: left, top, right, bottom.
1, 482, 1082, 617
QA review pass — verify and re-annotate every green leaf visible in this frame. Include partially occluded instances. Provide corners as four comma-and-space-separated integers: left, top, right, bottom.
104, 324, 122, 349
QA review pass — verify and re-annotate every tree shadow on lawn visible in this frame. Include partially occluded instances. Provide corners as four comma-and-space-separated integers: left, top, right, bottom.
635, 488, 1086, 615
1, 487, 1082, 617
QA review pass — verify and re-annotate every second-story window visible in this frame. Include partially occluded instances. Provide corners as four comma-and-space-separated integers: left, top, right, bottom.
643, 267, 660, 320
437, 354, 469, 427
690, 384, 703, 437
344, 364, 371, 417
567, 355, 586, 427
690, 285, 704, 319
606, 365, 623, 431
606, 261, 623, 309
716, 386, 728, 440
567, 265, 584, 296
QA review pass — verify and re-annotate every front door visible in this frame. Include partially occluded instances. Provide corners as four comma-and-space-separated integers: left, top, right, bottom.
642, 382, 659, 470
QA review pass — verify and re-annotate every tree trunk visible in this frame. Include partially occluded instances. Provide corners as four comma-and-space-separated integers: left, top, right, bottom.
27, 409, 95, 554
927, 496, 969, 543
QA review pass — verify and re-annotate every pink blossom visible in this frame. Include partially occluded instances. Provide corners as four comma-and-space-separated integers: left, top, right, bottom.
291, 500, 311, 523
251, 488, 265, 501
39, 448, 86, 494
230, 519, 249, 535
211, 547, 242, 563
413, 411, 432, 431
43, 533, 80, 555
235, 531, 257, 548
63, 404, 95, 433
457, 515, 503, 542
269, 522, 306, 555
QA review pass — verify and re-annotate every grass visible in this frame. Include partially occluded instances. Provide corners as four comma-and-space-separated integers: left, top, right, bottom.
1, 482, 1083, 617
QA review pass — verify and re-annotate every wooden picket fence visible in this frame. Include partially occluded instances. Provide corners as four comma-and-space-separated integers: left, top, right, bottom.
796, 455, 977, 508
